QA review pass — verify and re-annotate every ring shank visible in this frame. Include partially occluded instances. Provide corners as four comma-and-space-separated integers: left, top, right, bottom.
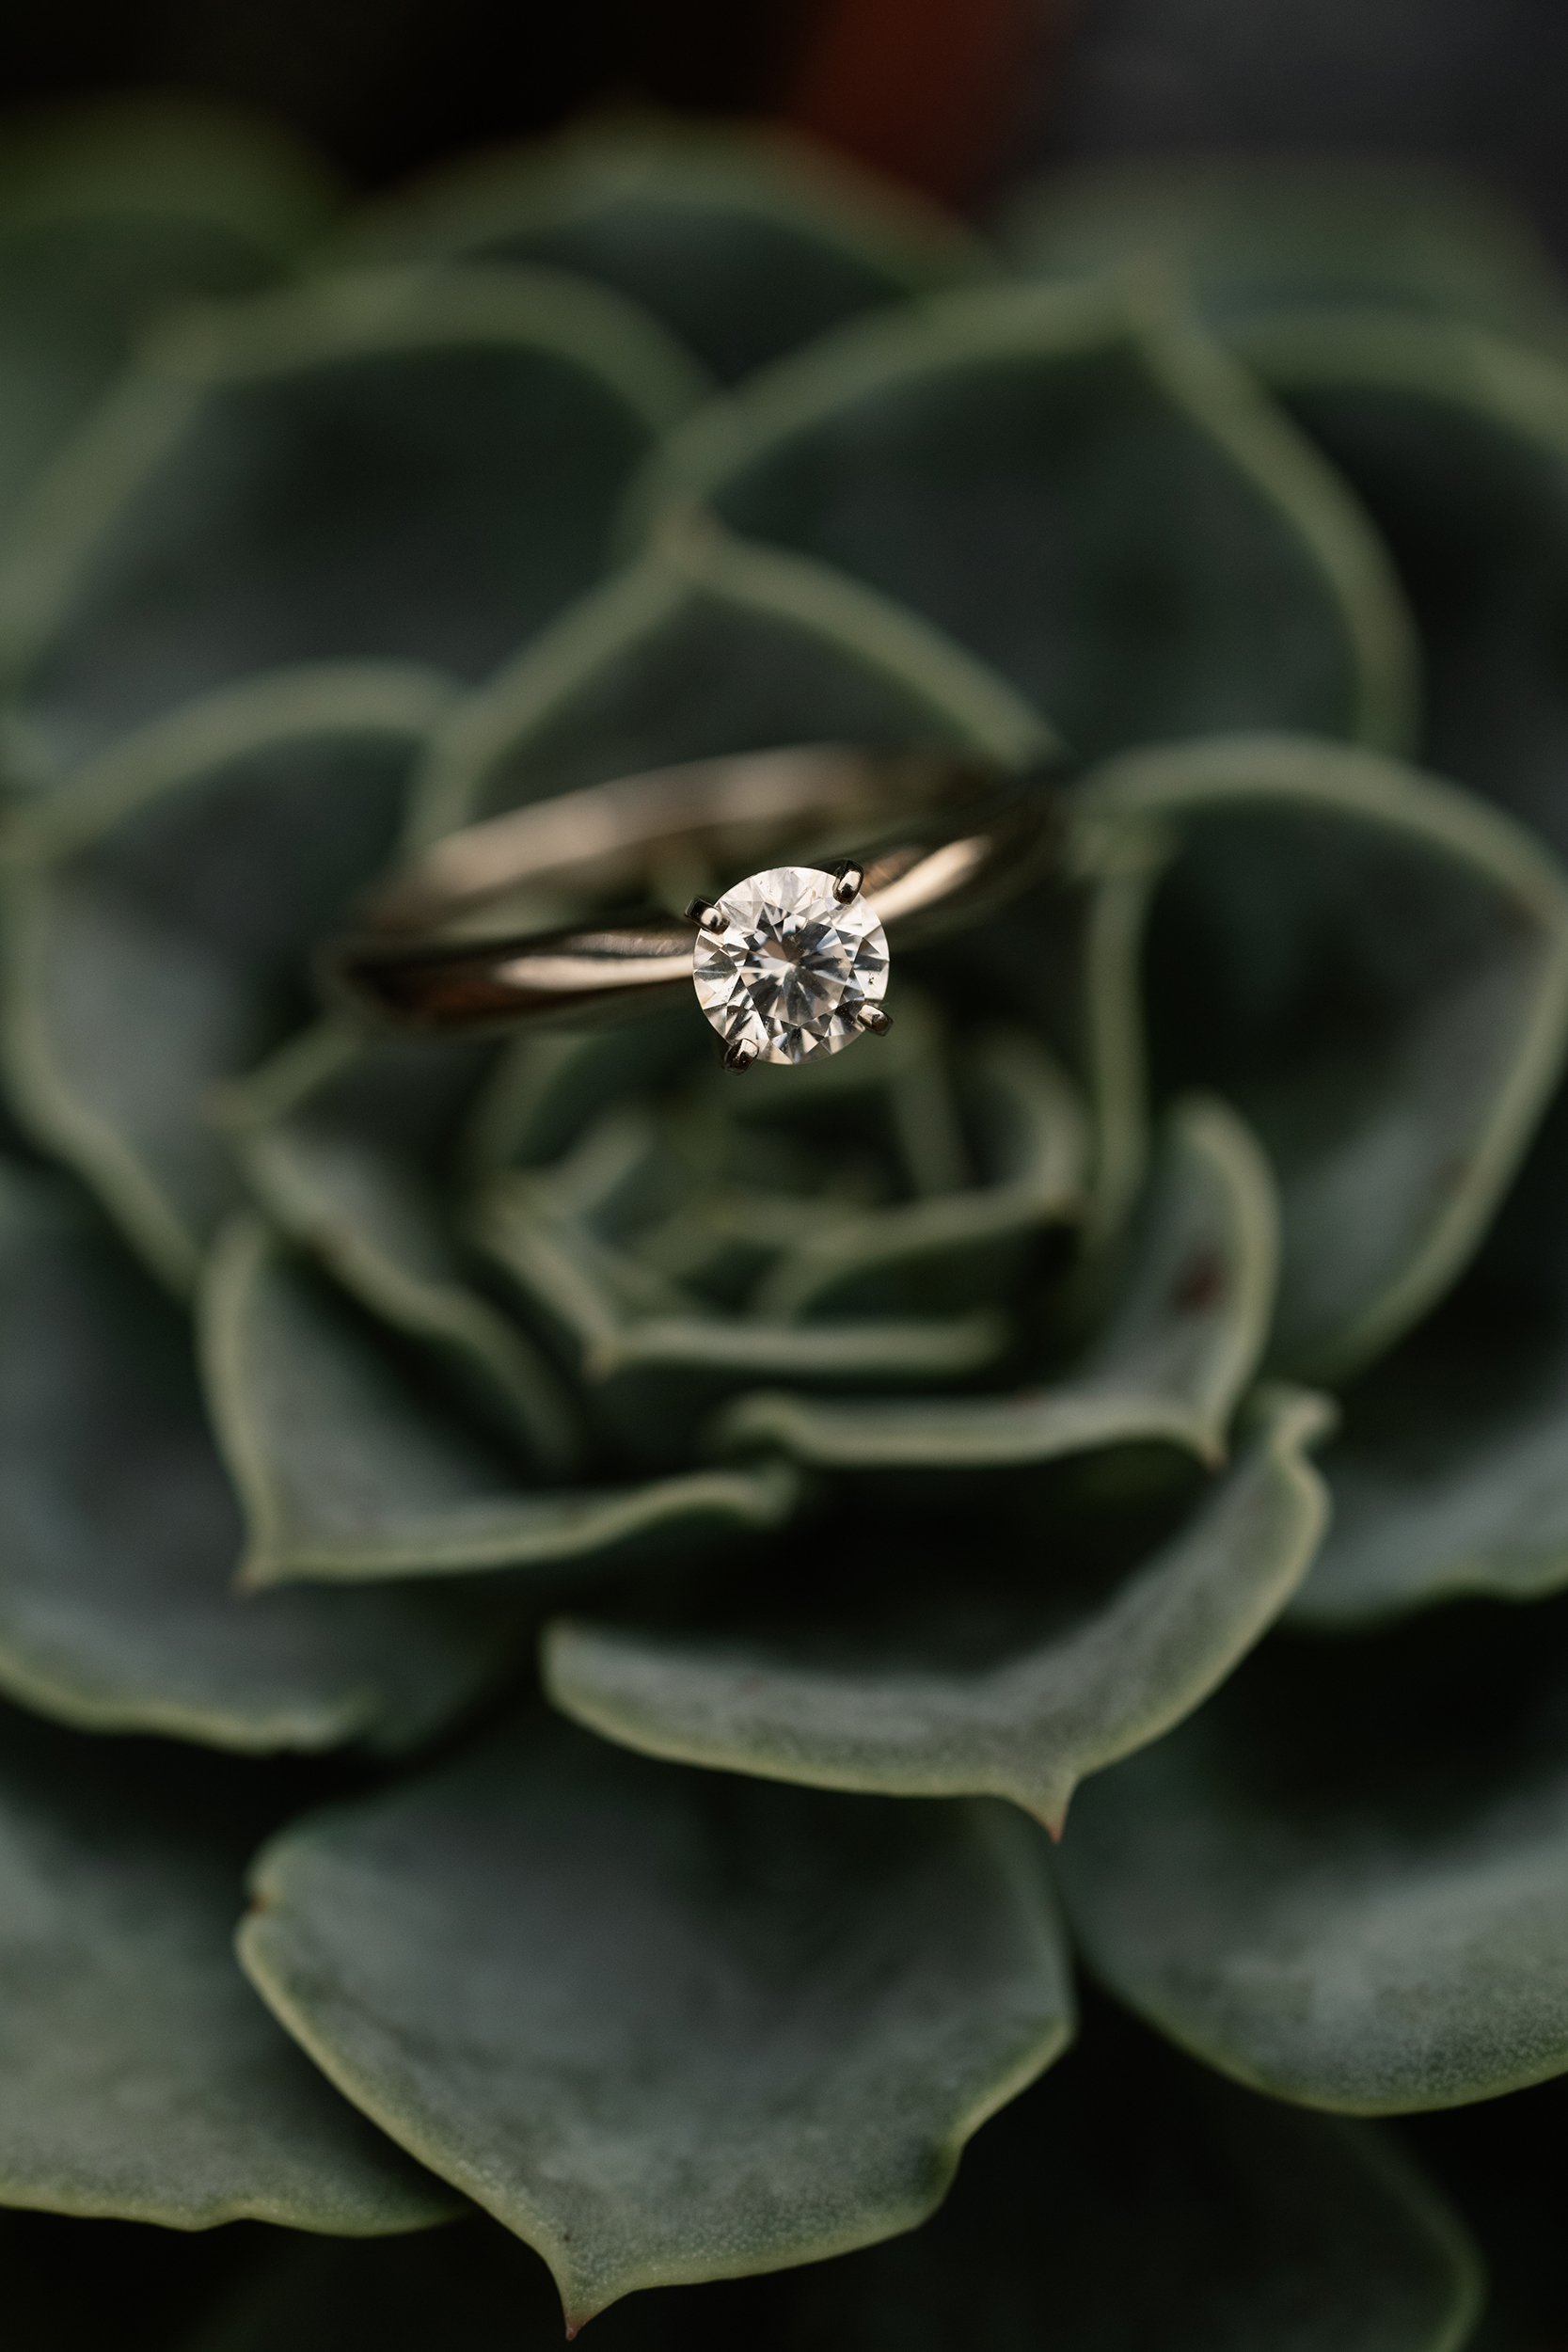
323, 746, 1061, 1036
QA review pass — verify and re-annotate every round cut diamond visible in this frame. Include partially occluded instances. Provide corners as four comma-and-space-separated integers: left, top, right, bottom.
691, 866, 889, 1066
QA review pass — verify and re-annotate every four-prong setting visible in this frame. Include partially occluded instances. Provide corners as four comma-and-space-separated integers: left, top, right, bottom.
690, 864, 890, 1071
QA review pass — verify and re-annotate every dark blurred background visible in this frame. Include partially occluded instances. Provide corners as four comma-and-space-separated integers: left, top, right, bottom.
3, 0, 1567, 259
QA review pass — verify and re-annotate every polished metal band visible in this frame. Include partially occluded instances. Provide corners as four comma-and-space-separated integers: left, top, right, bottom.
322, 745, 1064, 1037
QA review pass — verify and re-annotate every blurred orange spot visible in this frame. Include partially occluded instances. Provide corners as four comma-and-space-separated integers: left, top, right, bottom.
782, 0, 1072, 203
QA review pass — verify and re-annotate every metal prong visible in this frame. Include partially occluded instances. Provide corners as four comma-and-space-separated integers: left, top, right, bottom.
723, 1037, 759, 1073
854, 1004, 893, 1036
832, 860, 864, 905
687, 896, 725, 935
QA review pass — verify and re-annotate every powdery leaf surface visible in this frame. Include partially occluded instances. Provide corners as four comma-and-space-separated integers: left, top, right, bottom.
239, 1707, 1072, 2329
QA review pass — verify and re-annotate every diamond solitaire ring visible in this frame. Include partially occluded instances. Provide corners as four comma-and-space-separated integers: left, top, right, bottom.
324, 746, 1063, 1066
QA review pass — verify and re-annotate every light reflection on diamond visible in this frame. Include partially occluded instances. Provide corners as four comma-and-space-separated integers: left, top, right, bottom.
691, 866, 890, 1066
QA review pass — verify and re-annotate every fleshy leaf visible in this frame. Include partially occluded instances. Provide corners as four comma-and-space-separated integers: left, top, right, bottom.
1059, 1601, 1568, 2112
716, 1091, 1276, 1471
203, 1215, 801, 1586
1075, 733, 1568, 1378
0, 1165, 530, 1754
0, 97, 337, 548
174, 2013, 1482, 2352
546, 1383, 1331, 1833
331, 115, 989, 385
238, 1705, 1072, 2328
0, 1696, 457, 2230
216, 1020, 578, 1472
1291, 1078, 1568, 1626
632, 276, 1414, 758
1001, 154, 1568, 349
411, 502, 1053, 848
747, 1027, 1085, 1321
0, 663, 453, 1291
1233, 314, 1568, 863
773, 2009, 1483, 2352
0, 262, 704, 772
1006, 162, 1568, 862
470, 1008, 1085, 1459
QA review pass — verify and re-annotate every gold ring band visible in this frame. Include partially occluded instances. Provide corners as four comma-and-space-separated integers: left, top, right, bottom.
322, 745, 1065, 1039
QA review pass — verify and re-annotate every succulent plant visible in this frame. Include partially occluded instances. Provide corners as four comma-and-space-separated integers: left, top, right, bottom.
5, 96, 1568, 2348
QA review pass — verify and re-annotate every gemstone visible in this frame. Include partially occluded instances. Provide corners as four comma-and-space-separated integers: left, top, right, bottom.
691, 866, 890, 1066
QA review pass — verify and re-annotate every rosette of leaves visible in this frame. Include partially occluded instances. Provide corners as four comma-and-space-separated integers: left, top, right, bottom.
7, 100, 1568, 2349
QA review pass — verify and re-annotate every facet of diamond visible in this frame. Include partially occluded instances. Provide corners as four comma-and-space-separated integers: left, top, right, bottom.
690, 865, 890, 1067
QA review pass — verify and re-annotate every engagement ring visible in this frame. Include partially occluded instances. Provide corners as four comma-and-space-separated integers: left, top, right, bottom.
324, 746, 1063, 1070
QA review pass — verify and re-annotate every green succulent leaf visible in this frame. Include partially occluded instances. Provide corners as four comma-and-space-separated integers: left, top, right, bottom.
216, 1019, 579, 1472
779, 2018, 1483, 2352
1001, 154, 1568, 350
0, 97, 337, 548
330, 115, 990, 386
745, 1026, 1085, 1321
0, 1165, 531, 1753
546, 1382, 1331, 1833
715, 1090, 1276, 1471
1075, 732, 1568, 1379
1237, 316, 1568, 864
1005, 160, 1568, 862
0, 664, 454, 1292
172, 2020, 1482, 2352
0, 262, 705, 775
411, 503, 1053, 848
631, 275, 1415, 758
1291, 1080, 1568, 1626
203, 1214, 801, 1585
940, 811, 1178, 1241
1058, 1607, 1568, 2113
468, 1006, 1085, 1457
0, 1696, 457, 2230
238, 1706, 1073, 2329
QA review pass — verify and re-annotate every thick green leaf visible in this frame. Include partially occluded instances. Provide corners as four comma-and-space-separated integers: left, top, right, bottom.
746, 1026, 1085, 1320
1075, 733, 1568, 1378
1234, 316, 1568, 863
546, 1383, 1330, 1833
633, 277, 1414, 758
928, 813, 1180, 1243
0, 97, 336, 549
0, 1697, 456, 2229
203, 1215, 801, 1586
411, 503, 1053, 849
0, 1166, 530, 1753
1002, 159, 1568, 852
331, 116, 989, 385
1001, 154, 1568, 349
215, 1020, 579, 1472
469, 1007, 1084, 1457
0, 663, 453, 1291
1059, 1604, 1568, 2112
782, 2010, 1484, 2352
0, 263, 704, 773
715, 1090, 1276, 1470
174, 2012, 1482, 2352
1291, 1078, 1568, 1626
239, 1706, 1072, 2328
